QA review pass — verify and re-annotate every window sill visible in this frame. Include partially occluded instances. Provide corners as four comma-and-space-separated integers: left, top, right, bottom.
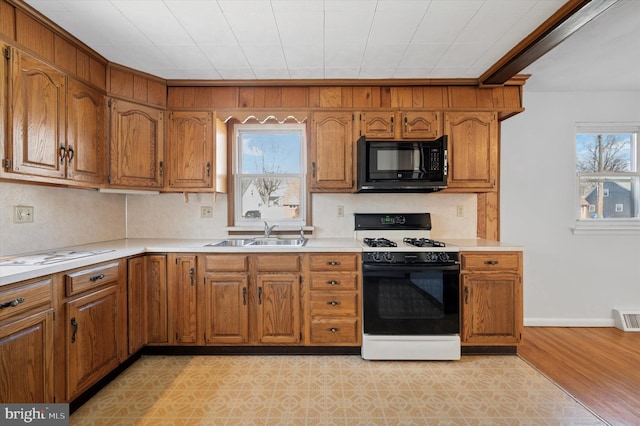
572, 220, 640, 235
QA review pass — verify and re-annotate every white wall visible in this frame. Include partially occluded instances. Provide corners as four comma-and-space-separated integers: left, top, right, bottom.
0, 182, 126, 256
501, 90, 640, 326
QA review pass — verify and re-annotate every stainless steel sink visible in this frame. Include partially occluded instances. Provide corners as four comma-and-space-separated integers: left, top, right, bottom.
248, 238, 307, 247
205, 238, 307, 247
205, 239, 256, 247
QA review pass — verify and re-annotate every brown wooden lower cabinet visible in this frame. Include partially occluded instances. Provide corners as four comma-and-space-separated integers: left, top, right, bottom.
201, 254, 301, 345
306, 253, 362, 346
0, 277, 54, 403
460, 251, 523, 346
62, 260, 126, 402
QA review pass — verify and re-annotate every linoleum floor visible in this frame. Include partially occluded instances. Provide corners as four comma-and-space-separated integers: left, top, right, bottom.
70, 355, 605, 425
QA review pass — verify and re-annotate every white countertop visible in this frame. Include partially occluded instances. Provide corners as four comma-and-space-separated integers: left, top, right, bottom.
0, 237, 522, 287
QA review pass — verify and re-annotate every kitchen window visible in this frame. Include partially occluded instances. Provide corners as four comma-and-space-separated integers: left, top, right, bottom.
233, 123, 306, 227
574, 123, 640, 234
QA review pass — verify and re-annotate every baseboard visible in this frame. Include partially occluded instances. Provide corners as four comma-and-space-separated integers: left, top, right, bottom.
524, 318, 615, 327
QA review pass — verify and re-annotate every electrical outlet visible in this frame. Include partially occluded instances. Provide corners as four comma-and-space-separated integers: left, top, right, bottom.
337, 205, 344, 217
456, 205, 464, 217
201, 206, 213, 218
14, 206, 34, 223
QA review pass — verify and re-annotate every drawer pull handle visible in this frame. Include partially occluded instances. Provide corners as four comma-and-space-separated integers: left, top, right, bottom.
328, 327, 340, 333
327, 301, 341, 306
0, 297, 25, 309
70, 317, 78, 343
484, 260, 499, 265
89, 273, 105, 282
464, 286, 469, 304
327, 261, 341, 266
326, 280, 340, 285
258, 286, 263, 305
242, 287, 247, 305
189, 267, 195, 285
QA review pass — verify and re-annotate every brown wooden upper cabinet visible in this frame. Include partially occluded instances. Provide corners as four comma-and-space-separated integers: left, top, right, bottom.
5, 48, 105, 186
108, 99, 164, 189
166, 111, 227, 192
357, 110, 442, 140
309, 111, 355, 192
444, 111, 498, 192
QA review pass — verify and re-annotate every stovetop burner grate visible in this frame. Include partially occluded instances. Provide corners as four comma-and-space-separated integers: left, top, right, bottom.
363, 237, 397, 248
403, 237, 446, 248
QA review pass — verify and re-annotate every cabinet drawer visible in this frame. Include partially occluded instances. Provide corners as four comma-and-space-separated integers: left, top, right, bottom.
310, 293, 358, 316
204, 255, 248, 272
310, 273, 358, 291
255, 255, 300, 272
66, 262, 120, 296
310, 254, 359, 271
310, 319, 359, 344
461, 253, 521, 272
0, 278, 52, 321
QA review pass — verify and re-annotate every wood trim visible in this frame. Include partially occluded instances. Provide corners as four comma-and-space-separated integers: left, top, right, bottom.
480, 0, 621, 85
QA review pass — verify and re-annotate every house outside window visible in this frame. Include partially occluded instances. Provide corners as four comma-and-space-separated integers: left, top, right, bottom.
233, 123, 306, 227
575, 123, 640, 233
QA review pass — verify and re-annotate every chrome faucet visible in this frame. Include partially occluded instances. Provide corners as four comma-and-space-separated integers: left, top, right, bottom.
264, 221, 278, 238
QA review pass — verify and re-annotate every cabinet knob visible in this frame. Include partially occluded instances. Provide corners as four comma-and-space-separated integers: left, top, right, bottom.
327, 301, 341, 306
328, 327, 339, 333
326, 280, 340, 285
484, 260, 498, 265
327, 261, 341, 266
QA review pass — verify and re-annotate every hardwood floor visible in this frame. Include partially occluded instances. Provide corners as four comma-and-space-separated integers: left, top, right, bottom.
518, 327, 640, 426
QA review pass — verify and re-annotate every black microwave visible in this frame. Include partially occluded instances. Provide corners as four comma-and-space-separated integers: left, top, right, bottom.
356, 135, 448, 193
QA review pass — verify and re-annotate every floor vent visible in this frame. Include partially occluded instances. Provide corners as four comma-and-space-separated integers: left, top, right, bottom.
613, 309, 640, 332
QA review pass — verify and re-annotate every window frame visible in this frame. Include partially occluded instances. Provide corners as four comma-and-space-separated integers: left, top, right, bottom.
574, 122, 640, 235
231, 122, 308, 229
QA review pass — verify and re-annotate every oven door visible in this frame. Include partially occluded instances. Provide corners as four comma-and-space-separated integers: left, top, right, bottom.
363, 263, 460, 335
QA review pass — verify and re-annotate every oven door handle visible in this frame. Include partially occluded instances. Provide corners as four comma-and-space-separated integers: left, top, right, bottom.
363, 263, 460, 272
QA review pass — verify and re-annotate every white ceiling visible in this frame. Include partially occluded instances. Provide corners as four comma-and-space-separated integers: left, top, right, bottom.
22, 0, 640, 91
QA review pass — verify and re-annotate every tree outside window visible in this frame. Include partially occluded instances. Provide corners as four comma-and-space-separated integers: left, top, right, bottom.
576, 126, 639, 221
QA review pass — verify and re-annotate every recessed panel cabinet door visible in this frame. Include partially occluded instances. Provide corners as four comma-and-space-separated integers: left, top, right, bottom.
167, 111, 213, 190
66, 78, 105, 184
10, 48, 66, 178
168, 255, 198, 344
109, 99, 164, 188
444, 111, 497, 191
310, 111, 354, 192
256, 274, 300, 344
203, 274, 249, 344
65, 285, 120, 400
0, 310, 54, 403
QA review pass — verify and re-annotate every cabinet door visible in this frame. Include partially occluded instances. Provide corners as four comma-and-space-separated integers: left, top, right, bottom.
203, 274, 249, 344
256, 274, 300, 344
169, 255, 198, 344
109, 99, 164, 188
401, 111, 441, 139
310, 111, 354, 192
66, 78, 105, 184
461, 273, 522, 345
167, 111, 213, 190
66, 285, 121, 400
147, 255, 168, 344
0, 310, 54, 403
127, 257, 147, 354
10, 48, 66, 178
444, 111, 497, 191
359, 111, 395, 139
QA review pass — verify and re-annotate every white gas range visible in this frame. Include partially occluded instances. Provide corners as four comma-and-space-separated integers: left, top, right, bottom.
355, 213, 461, 361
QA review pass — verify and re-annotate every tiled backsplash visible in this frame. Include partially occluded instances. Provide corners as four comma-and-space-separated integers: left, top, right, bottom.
1, 182, 477, 256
